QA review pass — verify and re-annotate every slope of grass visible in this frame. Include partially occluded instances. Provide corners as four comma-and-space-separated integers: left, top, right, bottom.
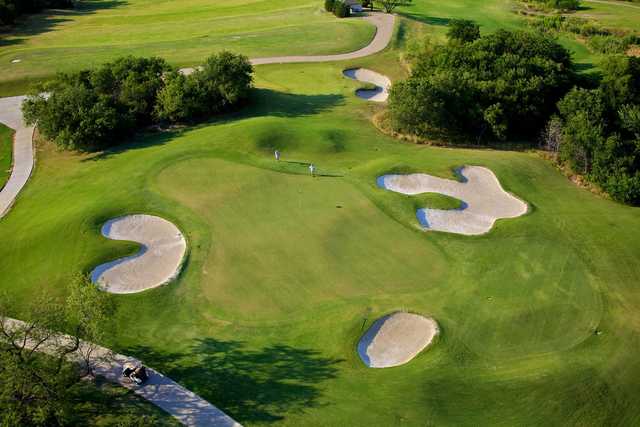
0, 0, 375, 96
0, 61, 639, 425
578, 0, 640, 31
0, 124, 13, 189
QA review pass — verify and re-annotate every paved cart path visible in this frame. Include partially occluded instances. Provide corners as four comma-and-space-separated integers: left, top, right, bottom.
2, 317, 241, 427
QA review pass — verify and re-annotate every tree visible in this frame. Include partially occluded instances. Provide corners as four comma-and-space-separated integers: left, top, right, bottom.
377, 0, 411, 13
0, 277, 114, 426
333, 0, 350, 18
324, 0, 335, 12
389, 30, 576, 141
156, 51, 253, 123
447, 19, 480, 43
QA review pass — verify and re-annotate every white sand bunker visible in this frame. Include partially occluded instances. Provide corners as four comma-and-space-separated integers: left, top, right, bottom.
91, 215, 186, 294
343, 68, 391, 102
377, 166, 528, 235
358, 312, 439, 368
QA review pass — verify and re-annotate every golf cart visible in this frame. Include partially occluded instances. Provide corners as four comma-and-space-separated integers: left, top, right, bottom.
122, 363, 149, 385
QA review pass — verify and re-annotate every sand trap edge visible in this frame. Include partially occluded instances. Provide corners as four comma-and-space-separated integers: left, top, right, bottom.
358, 311, 440, 368
90, 214, 188, 294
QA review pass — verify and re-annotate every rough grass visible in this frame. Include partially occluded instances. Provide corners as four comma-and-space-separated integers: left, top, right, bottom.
577, 0, 640, 31
0, 61, 639, 425
0, 0, 375, 96
0, 124, 13, 189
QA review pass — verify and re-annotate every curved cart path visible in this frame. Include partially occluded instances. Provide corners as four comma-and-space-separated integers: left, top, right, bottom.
1, 317, 241, 427
378, 166, 528, 235
0, 96, 35, 219
181, 12, 395, 74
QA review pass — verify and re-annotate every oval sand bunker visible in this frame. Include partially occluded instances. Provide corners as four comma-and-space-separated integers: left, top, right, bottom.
91, 215, 186, 294
358, 312, 439, 368
343, 68, 391, 102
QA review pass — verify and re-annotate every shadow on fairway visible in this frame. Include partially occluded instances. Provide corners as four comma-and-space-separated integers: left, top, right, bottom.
400, 13, 450, 27
83, 89, 344, 161
126, 339, 343, 423
0, 0, 127, 47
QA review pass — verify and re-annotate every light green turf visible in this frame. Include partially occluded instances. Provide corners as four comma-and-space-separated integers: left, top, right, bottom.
0, 0, 375, 96
0, 59, 639, 425
0, 124, 12, 189
578, 0, 640, 31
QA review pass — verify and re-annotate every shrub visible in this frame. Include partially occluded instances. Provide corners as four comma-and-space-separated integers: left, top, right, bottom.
389, 30, 576, 141
324, 0, 335, 12
552, 56, 640, 205
156, 51, 253, 122
447, 19, 481, 43
23, 52, 253, 151
333, 0, 350, 18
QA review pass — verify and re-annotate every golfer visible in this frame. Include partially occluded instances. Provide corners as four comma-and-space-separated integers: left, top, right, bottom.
309, 163, 316, 176
274, 150, 280, 161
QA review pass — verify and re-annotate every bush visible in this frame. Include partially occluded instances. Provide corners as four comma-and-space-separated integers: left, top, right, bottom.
155, 51, 253, 122
447, 19, 480, 43
389, 30, 576, 141
23, 52, 253, 151
0, 0, 74, 25
333, 0, 350, 18
324, 0, 335, 12
547, 0, 581, 10
552, 56, 640, 205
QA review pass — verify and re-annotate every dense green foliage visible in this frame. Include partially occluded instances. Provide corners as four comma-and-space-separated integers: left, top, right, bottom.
155, 52, 253, 123
552, 56, 640, 204
389, 29, 576, 141
0, 0, 74, 26
324, 0, 335, 12
332, 0, 351, 18
22, 53, 252, 151
0, 279, 113, 426
446, 19, 481, 43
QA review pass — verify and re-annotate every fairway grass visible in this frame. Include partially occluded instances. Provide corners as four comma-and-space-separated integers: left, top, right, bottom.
0, 0, 375, 96
1, 61, 639, 425
0, 124, 12, 189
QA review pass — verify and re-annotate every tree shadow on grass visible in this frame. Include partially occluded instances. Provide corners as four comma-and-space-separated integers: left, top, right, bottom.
82, 89, 344, 161
400, 13, 451, 27
126, 338, 343, 424
0, 0, 127, 47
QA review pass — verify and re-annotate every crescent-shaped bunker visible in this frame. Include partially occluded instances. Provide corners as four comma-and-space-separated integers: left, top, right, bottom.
90, 215, 187, 294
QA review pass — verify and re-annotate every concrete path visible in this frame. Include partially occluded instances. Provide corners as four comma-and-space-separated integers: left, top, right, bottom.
181, 12, 395, 74
378, 166, 528, 235
0, 96, 35, 219
2, 317, 241, 427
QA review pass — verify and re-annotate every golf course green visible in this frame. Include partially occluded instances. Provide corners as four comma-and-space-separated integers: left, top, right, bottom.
1, 0, 640, 425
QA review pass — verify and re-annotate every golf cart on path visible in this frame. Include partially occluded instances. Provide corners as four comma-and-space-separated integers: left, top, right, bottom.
122, 362, 149, 385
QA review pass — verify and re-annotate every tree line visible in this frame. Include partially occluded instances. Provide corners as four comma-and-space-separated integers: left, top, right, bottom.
389, 20, 640, 205
0, 0, 74, 26
22, 52, 253, 151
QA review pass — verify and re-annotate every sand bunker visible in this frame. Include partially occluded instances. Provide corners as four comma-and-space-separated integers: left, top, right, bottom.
343, 68, 391, 102
358, 312, 439, 368
91, 215, 186, 294
377, 166, 528, 235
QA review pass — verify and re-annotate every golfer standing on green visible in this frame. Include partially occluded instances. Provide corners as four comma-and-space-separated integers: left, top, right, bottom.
309, 164, 315, 176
